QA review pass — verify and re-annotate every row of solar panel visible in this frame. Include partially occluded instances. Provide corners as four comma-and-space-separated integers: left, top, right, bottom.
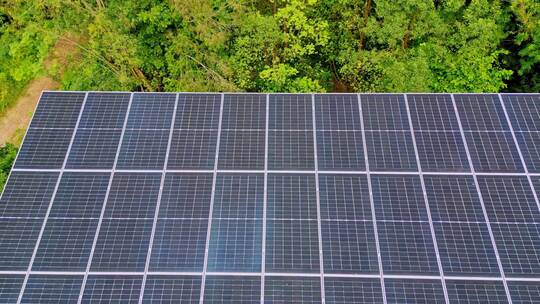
2, 172, 539, 277
1, 274, 539, 303
12, 93, 540, 173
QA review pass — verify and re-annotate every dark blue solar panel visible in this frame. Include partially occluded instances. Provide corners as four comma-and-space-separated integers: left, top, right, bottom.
143, 275, 201, 304
0, 218, 42, 271
203, 276, 260, 304
316, 130, 365, 170
371, 175, 428, 221
168, 129, 218, 170
414, 131, 469, 172
207, 219, 262, 272
264, 276, 321, 304
265, 219, 320, 272
158, 173, 213, 219
384, 279, 445, 304
434, 222, 499, 276
222, 94, 266, 129
66, 128, 122, 169
315, 94, 362, 130
82, 275, 142, 303
321, 220, 378, 273
29, 92, 85, 129
14, 128, 74, 169
104, 172, 161, 218
361, 94, 410, 130
446, 280, 508, 303
0, 275, 24, 303
49, 172, 110, 218
268, 130, 315, 170
407, 94, 459, 131
213, 173, 264, 219
424, 175, 485, 222
33, 218, 97, 271
319, 174, 371, 221
218, 130, 265, 170
175, 93, 221, 129
478, 176, 540, 223
365, 131, 417, 171
377, 221, 439, 275
269, 93, 312, 130
515, 131, 540, 173
116, 129, 169, 170
90, 219, 153, 271
127, 93, 175, 129
150, 219, 207, 271
267, 174, 317, 220
0, 171, 58, 217
454, 94, 509, 131
491, 223, 540, 277
508, 281, 540, 304
79, 92, 130, 129
21, 275, 83, 303
324, 277, 383, 304
502, 94, 540, 131
465, 131, 524, 173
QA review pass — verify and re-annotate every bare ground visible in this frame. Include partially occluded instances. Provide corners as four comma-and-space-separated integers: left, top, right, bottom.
0, 35, 80, 146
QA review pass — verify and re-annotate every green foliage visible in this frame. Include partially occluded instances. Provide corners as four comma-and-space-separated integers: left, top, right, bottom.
0, 143, 17, 193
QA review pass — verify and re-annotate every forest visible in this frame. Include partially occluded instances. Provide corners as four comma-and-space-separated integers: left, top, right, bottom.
0, 0, 539, 189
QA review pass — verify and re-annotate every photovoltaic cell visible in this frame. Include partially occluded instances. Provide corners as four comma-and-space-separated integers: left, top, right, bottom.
175, 93, 221, 129
29, 92, 85, 129
266, 219, 320, 273
384, 279, 445, 304
150, 219, 207, 271
371, 175, 428, 222
515, 131, 540, 173
316, 130, 364, 170
478, 176, 540, 223
213, 173, 264, 219
104, 172, 161, 218
203, 276, 260, 304
33, 218, 98, 271
365, 131, 417, 171
90, 219, 153, 271
158, 173, 213, 219
315, 94, 362, 130
207, 219, 262, 272
66, 128, 123, 169
0, 275, 23, 303
446, 280, 508, 304
414, 131, 469, 172
361, 94, 410, 130
126, 93, 175, 129
49, 172, 110, 218
319, 174, 371, 221
270, 93, 312, 130
377, 221, 439, 275
424, 175, 485, 222
0, 218, 42, 271
264, 276, 322, 304
454, 94, 509, 131
21, 275, 83, 303
321, 220, 379, 273
168, 129, 218, 170
268, 130, 315, 170
222, 94, 266, 130
82, 275, 142, 303
491, 223, 540, 277
116, 129, 170, 170
218, 130, 265, 170
464, 131, 524, 173
78, 93, 130, 129
14, 128, 74, 169
407, 94, 459, 131
0, 171, 58, 217
324, 277, 383, 304
508, 281, 540, 303
267, 174, 317, 220
434, 222, 499, 276
143, 275, 201, 304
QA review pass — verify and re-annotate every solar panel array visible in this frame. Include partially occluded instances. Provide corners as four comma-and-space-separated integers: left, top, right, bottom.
1, 92, 540, 303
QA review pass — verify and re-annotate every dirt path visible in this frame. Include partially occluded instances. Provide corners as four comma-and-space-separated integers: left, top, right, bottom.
0, 35, 80, 145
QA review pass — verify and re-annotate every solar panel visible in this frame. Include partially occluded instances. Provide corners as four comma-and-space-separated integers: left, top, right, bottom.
1, 92, 540, 303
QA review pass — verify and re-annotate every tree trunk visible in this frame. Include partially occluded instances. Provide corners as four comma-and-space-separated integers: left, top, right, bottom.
359, 0, 372, 50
